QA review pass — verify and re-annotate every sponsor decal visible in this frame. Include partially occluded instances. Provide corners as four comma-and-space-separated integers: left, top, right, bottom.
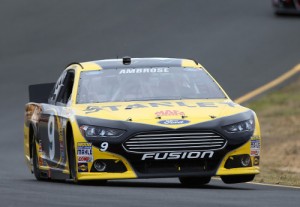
61, 151, 65, 161
158, 119, 190, 125
59, 140, 64, 149
119, 68, 169, 74
253, 156, 260, 166
251, 135, 261, 140
78, 163, 88, 172
83, 101, 236, 114
155, 110, 185, 117
38, 140, 43, 152
250, 138, 260, 157
37, 142, 47, 166
251, 140, 260, 149
38, 157, 43, 166
251, 150, 260, 156
43, 159, 48, 167
60, 141, 64, 161
141, 151, 214, 160
77, 142, 93, 163
78, 156, 93, 163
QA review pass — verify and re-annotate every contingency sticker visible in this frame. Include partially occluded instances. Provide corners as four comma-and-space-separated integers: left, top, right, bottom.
77, 142, 93, 163
250, 137, 260, 156
253, 156, 260, 166
78, 163, 88, 172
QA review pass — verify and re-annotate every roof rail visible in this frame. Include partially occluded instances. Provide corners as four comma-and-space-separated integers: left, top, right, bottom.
66, 62, 84, 69
192, 59, 199, 65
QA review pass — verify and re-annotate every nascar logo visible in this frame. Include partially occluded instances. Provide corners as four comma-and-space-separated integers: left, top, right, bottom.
141, 151, 214, 160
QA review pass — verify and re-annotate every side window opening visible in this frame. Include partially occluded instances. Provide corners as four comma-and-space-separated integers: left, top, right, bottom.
48, 71, 67, 104
56, 70, 75, 105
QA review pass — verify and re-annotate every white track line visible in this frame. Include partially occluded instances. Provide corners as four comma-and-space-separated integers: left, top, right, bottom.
247, 182, 300, 189
212, 178, 300, 189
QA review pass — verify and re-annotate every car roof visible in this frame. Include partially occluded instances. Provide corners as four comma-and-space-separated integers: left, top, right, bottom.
67, 57, 203, 71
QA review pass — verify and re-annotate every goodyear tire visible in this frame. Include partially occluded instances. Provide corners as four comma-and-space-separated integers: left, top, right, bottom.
221, 174, 255, 184
179, 176, 211, 186
32, 136, 42, 181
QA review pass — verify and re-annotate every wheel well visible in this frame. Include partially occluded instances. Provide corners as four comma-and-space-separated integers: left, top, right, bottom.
29, 124, 34, 159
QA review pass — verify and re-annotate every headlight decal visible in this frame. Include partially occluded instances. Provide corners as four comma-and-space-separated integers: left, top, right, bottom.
223, 118, 255, 133
80, 125, 125, 138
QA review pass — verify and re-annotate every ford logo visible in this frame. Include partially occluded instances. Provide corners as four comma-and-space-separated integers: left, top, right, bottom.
158, 119, 190, 125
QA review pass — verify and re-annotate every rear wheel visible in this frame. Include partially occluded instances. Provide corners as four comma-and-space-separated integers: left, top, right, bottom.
179, 176, 211, 186
221, 174, 255, 184
31, 136, 42, 180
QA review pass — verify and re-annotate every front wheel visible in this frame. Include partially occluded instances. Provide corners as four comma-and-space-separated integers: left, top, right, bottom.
221, 174, 255, 184
179, 176, 211, 186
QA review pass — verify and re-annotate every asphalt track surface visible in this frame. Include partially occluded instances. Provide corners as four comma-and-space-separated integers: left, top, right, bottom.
0, 0, 300, 206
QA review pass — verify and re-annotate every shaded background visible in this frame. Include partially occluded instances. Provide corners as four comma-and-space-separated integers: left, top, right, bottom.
0, 0, 300, 206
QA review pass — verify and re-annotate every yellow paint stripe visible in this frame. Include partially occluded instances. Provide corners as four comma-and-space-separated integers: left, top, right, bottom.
80, 62, 102, 70
181, 59, 202, 68
235, 64, 300, 104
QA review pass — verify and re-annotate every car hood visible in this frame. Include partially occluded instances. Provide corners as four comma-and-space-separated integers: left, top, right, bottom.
73, 99, 249, 129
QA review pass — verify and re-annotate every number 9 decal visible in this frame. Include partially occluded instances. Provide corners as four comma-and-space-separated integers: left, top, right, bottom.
48, 115, 55, 160
100, 142, 108, 152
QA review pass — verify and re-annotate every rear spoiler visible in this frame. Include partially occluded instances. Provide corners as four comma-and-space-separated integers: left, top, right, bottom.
28, 83, 55, 103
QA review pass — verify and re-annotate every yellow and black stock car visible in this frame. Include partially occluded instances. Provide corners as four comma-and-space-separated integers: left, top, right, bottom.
24, 57, 261, 185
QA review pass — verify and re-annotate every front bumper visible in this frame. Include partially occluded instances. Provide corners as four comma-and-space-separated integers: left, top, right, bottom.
75, 111, 261, 180
77, 139, 260, 181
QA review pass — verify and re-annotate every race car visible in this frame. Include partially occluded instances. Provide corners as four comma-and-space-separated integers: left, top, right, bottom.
24, 57, 261, 185
272, 0, 300, 14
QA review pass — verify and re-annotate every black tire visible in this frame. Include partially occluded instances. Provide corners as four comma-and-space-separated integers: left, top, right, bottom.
179, 176, 211, 186
221, 174, 255, 184
31, 136, 42, 180
95, 180, 108, 185
68, 133, 77, 182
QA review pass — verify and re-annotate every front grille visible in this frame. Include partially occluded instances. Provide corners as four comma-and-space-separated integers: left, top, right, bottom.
123, 131, 227, 153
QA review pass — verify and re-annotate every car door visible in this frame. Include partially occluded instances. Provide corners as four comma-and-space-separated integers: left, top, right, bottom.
37, 70, 74, 170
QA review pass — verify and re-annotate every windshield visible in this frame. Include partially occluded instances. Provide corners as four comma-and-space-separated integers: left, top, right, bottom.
77, 67, 226, 104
